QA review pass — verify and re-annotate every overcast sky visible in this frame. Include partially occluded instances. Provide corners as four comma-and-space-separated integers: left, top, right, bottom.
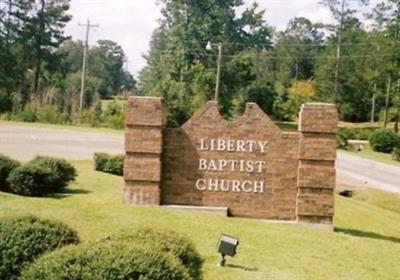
64, 0, 367, 76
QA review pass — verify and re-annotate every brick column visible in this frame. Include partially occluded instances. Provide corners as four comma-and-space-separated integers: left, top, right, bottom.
296, 103, 338, 224
123, 97, 166, 205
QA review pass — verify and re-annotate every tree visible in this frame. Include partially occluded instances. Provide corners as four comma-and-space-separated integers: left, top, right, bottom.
321, 0, 369, 103
139, 0, 272, 126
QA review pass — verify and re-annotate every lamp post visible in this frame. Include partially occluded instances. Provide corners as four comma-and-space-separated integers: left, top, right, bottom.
206, 41, 222, 102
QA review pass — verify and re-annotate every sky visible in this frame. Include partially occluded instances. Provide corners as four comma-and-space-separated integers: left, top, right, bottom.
64, 0, 369, 76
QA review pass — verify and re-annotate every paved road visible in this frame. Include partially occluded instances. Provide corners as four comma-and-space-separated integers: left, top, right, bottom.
0, 123, 124, 161
1, 123, 399, 193
336, 151, 400, 194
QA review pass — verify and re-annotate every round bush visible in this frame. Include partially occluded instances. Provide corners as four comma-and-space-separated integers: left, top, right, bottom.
0, 154, 20, 191
369, 128, 400, 153
118, 228, 203, 279
0, 216, 79, 280
30, 156, 77, 191
7, 164, 53, 196
19, 241, 190, 280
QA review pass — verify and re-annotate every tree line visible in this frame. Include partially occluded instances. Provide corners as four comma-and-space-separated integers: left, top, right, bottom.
0, 0, 399, 129
139, 0, 400, 127
0, 0, 135, 118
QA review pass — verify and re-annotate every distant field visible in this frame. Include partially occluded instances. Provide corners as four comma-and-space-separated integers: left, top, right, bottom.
1, 161, 399, 280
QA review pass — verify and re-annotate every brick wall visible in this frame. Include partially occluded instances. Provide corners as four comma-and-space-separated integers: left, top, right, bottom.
124, 97, 338, 224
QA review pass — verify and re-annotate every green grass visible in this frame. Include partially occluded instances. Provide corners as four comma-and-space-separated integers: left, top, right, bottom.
343, 145, 400, 166
1, 161, 399, 279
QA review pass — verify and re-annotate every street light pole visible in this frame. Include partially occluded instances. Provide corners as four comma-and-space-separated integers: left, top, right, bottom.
206, 41, 222, 103
215, 43, 222, 102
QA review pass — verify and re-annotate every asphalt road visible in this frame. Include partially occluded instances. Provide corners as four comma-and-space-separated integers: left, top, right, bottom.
1, 123, 399, 193
0, 123, 124, 161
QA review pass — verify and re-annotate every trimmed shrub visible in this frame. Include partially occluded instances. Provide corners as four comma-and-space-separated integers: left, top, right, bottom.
117, 228, 203, 279
19, 241, 190, 280
0, 154, 20, 191
369, 128, 400, 153
7, 157, 77, 196
30, 156, 77, 192
0, 216, 79, 280
7, 164, 53, 196
94, 153, 124, 176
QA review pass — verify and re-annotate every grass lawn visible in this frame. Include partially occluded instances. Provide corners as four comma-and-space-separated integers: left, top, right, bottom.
343, 145, 400, 167
1, 161, 399, 279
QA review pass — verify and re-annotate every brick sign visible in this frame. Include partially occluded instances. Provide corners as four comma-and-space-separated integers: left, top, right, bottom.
124, 97, 338, 225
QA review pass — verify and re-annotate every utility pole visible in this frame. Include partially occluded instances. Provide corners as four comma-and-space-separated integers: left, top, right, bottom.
78, 20, 98, 111
333, 0, 346, 103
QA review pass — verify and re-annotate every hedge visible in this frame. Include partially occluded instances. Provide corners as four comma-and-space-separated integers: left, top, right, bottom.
30, 156, 77, 191
0, 216, 79, 280
7, 156, 77, 196
94, 153, 124, 176
0, 154, 20, 191
19, 241, 191, 280
369, 128, 400, 153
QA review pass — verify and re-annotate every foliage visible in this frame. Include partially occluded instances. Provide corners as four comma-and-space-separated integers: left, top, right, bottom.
0, 154, 20, 192
94, 153, 124, 176
392, 146, 400, 161
7, 164, 53, 196
336, 130, 350, 149
7, 156, 76, 196
369, 128, 400, 153
139, 1, 273, 126
283, 79, 316, 120
102, 100, 124, 129
116, 228, 203, 280
19, 241, 191, 280
338, 127, 376, 140
30, 156, 77, 191
0, 216, 79, 280
15, 105, 37, 122
36, 106, 69, 124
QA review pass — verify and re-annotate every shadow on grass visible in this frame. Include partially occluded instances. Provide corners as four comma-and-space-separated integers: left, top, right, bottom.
225, 264, 258, 272
47, 188, 92, 199
335, 227, 400, 244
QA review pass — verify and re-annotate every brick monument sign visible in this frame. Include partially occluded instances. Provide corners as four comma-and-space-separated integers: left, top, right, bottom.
124, 97, 338, 225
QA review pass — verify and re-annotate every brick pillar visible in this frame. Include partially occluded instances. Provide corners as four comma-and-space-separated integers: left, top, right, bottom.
296, 103, 338, 224
123, 97, 166, 205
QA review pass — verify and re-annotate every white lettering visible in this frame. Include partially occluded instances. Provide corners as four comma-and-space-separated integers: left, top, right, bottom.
255, 161, 266, 173
195, 179, 206, 191
242, 181, 253, 192
232, 180, 241, 192
199, 159, 207, 170
200, 139, 209, 151
217, 139, 226, 151
259, 141, 268, 153
254, 181, 264, 193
